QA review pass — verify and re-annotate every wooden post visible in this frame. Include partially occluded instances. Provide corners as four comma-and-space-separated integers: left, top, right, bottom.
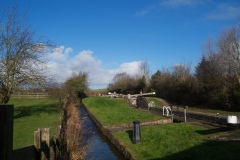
0, 105, 13, 160
34, 128, 50, 160
40, 128, 50, 160
52, 136, 58, 160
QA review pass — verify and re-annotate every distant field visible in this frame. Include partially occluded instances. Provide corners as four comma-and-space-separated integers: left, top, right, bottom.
9, 98, 60, 149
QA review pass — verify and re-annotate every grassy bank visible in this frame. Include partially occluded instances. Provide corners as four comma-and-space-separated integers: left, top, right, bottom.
82, 97, 163, 126
83, 96, 240, 160
114, 123, 240, 160
9, 98, 60, 149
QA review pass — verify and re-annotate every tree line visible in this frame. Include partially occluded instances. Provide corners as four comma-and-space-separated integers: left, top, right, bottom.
108, 23, 240, 111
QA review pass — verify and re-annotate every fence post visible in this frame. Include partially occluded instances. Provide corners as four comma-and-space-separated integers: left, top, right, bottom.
0, 105, 13, 160
184, 106, 188, 122
34, 128, 50, 160
40, 128, 50, 160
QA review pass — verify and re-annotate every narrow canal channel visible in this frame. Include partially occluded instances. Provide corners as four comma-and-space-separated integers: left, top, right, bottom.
80, 105, 126, 160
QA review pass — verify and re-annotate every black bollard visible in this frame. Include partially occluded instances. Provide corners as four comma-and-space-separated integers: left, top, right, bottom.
132, 120, 141, 144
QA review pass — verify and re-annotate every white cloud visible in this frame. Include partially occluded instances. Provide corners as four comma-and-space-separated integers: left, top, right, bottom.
113, 61, 141, 75
46, 46, 141, 89
48, 46, 72, 62
134, 5, 157, 17
207, 4, 240, 20
161, 0, 202, 8
134, 0, 203, 17
70, 50, 102, 72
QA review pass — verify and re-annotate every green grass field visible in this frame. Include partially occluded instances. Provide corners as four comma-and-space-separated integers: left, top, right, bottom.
82, 97, 164, 126
8, 98, 61, 149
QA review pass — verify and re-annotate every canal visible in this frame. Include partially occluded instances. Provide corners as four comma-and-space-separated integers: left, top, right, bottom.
79, 105, 126, 160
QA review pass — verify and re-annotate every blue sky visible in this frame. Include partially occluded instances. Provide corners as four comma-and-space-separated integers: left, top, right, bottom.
2, 0, 240, 89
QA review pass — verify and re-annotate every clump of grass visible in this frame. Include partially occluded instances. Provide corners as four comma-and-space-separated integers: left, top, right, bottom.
64, 101, 84, 160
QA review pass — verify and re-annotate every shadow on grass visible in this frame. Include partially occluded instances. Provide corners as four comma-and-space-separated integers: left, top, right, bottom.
195, 127, 234, 135
126, 130, 133, 143
14, 103, 60, 119
149, 140, 240, 160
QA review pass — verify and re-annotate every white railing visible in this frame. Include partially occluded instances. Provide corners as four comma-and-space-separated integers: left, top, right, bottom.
128, 92, 155, 98
163, 106, 172, 116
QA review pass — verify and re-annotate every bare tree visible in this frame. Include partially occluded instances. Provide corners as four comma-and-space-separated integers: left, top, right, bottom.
138, 60, 150, 81
217, 23, 240, 84
137, 60, 151, 92
0, 5, 54, 103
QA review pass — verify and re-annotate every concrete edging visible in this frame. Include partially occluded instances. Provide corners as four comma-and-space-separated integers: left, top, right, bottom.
107, 119, 172, 131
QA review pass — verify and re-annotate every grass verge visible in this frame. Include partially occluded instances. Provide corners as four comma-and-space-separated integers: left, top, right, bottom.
114, 123, 240, 160
8, 98, 60, 149
82, 97, 164, 126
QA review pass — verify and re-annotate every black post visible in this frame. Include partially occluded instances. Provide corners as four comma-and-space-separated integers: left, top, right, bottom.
132, 120, 141, 144
0, 105, 13, 160
170, 105, 173, 116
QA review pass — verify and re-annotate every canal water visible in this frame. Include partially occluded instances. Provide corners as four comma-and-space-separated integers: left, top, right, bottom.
79, 105, 126, 160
